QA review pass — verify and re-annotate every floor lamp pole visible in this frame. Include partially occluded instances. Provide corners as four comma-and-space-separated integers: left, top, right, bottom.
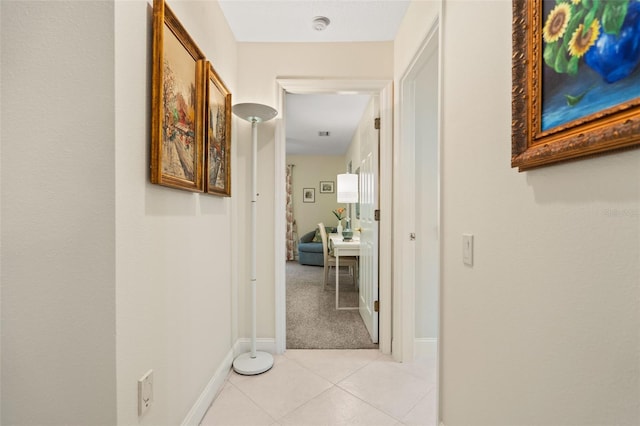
232, 103, 278, 376
250, 119, 257, 359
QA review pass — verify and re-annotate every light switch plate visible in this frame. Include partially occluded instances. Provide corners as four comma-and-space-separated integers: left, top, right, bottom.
463, 234, 473, 266
138, 370, 153, 417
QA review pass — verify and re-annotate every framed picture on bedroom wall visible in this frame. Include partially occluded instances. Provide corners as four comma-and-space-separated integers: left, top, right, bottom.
512, 0, 640, 171
319, 181, 334, 193
204, 61, 232, 196
303, 188, 315, 203
151, 0, 206, 191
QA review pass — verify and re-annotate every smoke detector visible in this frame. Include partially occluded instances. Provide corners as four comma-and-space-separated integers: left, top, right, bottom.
312, 16, 330, 31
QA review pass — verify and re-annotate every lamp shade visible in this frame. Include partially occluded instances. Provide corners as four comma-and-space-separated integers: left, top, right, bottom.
337, 173, 358, 203
232, 102, 277, 123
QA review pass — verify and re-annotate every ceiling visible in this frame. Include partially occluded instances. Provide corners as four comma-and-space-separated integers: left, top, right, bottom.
217, 1, 410, 43
218, 1, 410, 156
285, 93, 371, 156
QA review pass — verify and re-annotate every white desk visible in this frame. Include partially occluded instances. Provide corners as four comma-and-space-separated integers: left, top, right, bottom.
329, 234, 361, 310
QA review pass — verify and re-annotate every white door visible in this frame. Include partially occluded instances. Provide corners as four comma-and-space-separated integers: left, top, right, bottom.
359, 99, 379, 343
395, 22, 440, 363
413, 44, 440, 351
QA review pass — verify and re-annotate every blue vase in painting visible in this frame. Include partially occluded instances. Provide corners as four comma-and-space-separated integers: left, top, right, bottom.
585, 1, 640, 83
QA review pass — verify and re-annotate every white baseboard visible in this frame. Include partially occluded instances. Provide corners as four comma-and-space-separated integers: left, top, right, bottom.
180, 338, 277, 426
414, 337, 437, 359
181, 349, 234, 426
233, 337, 277, 356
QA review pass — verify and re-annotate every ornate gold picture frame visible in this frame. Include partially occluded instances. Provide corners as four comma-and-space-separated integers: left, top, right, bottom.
204, 61, 232, 196
151, 0, 205, 191
512, 0, 640, 171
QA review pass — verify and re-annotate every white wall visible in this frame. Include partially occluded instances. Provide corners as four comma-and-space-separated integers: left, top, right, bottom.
396, 0, 640, 424
236, 42, 393, 340
394, 1, 441, 79
1, 2, 117, 424
115, 1, 237, 425
287, 155, 345, 239
345, 113, 362, 176
345, 131, 360, 231
2, 0, 240, 424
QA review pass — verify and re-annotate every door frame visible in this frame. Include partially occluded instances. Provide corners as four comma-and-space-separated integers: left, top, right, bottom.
394, 16, 441, 362
274, 78, 393, 355
394, 11, 442, 419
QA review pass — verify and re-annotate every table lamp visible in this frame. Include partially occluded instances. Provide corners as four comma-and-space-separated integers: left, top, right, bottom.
337, 173, 358, 241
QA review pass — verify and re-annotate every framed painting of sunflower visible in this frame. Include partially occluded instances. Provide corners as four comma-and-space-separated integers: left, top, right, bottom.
512, 0, 640, 171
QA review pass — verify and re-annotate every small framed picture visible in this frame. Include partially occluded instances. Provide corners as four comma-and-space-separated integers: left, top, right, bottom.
303, 188, 315, 203
319, 181, 334, 193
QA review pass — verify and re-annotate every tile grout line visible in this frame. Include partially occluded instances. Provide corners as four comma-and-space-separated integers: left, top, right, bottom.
272, 352, 408, 425
273, 384, 340, 424
276, 351, 392, 422
220, 372, 280, 425
332, 379, 406, 423
398, 386, 437, 425
233, 355, 336, 423
332, 357, 433, 423
205, 352, 435, 426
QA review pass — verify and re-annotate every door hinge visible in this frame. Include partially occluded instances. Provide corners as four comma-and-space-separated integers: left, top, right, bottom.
374, 209, 380, 221
374, 117, 380, 130
374, 300, 379, 312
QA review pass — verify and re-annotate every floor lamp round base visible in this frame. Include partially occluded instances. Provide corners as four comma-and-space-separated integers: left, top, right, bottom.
232, 351, 274, 376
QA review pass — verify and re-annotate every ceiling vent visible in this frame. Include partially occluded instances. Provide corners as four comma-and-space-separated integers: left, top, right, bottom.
318, 131, 330, 137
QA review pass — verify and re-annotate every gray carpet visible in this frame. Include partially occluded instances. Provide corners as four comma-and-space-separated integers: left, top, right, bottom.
286, 261, 378, 349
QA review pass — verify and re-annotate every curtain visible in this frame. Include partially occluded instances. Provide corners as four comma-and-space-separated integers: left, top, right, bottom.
286, 164, 296, 261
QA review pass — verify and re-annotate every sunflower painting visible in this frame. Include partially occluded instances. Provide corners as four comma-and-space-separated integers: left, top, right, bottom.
541, 0, 640, 131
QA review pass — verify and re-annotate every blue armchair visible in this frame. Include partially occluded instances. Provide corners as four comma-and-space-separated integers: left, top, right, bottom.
298, 227, 335, 266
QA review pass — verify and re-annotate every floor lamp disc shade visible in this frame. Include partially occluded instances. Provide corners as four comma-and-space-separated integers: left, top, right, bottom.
232, 102, 277, 375
233, 103, 278, 123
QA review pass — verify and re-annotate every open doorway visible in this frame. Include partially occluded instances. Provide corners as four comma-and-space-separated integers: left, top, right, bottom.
274, 79, 393, 355
284, 92, 377, 349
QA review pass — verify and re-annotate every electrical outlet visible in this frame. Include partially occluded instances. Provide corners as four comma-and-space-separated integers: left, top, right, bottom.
138, 370, 153, 417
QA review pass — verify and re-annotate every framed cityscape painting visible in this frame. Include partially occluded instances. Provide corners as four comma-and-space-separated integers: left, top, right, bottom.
151, 0, 205, 191
512, 0, 640, 171
204, 61, 232, 196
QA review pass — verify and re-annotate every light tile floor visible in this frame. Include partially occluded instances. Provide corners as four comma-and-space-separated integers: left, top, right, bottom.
201, 349, 437, 426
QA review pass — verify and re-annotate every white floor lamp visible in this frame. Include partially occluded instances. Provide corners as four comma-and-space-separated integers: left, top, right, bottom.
232, 102, 278, 375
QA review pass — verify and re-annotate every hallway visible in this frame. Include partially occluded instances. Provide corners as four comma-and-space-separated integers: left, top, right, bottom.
201, 350, 436, 425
